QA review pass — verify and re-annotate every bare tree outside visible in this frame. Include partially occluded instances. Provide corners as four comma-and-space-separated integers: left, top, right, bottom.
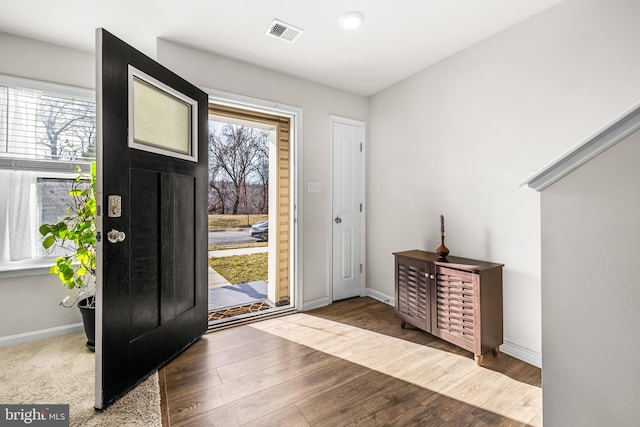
0, 86, 96, 161
250, 139, 269, 213
208, 140, 229, 214
36, 95, 96, 161
208, 123, 269, 215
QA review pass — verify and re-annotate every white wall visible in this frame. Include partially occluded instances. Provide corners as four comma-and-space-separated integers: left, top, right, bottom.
0, 30, 367, 343
0, 31, 94, 89
156, 39, 368, 309
540, 129, 640, 426
367, 0, 640, 365
5, 0, 640, 381
0, 272, 83, 344
0, 32, 94, 343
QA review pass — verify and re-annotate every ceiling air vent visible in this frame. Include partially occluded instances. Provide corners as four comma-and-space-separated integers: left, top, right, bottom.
266, 19, 304, 43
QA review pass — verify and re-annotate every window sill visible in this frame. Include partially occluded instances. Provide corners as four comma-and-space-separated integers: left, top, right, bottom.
0, 259, 54, 279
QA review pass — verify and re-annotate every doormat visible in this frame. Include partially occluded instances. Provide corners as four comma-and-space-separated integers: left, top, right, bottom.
208, 301, 272, 321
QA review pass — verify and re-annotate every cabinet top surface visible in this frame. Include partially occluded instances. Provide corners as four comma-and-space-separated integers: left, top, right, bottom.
393, 250, 503, 271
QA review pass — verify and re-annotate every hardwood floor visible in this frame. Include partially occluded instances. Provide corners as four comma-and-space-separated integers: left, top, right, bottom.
160, 297, 541, 426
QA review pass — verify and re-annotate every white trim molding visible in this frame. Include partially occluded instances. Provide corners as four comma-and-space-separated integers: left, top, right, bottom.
0, 323, 84, 348
500, 340, 541, 368
301, 297, 331, 312
521, 100, 640, 191
203, 87, 305, 314
363, 289, 540, 366
365, 288, 394, 306
0, 73, 94, 100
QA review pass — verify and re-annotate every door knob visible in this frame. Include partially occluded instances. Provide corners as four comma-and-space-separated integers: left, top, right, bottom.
107, 229, 126, 243
334, 217, 342, 224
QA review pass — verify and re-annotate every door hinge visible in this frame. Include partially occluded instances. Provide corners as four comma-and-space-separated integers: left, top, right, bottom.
360, 142, 363, 152
360, 203, 362, 212
360, 264, 363, 274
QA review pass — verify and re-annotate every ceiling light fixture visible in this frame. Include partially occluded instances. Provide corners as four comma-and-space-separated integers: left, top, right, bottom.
339, 11, 365, 30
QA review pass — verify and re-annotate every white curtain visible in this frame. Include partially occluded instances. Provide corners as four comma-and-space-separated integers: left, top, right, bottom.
0, 87, 7, 154
7, 87, 41, 159
0, 169, 38, 262
0, 87, 41, 262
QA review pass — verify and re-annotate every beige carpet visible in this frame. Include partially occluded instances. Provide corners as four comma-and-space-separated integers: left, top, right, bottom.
0, 332, 161, 427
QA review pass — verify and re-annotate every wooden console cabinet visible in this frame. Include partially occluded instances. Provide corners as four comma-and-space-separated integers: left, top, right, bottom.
393, 250, 503, 365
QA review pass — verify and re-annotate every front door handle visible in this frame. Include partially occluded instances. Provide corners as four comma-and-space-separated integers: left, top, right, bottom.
107, 229, 126, 243
335, 217, 342, 224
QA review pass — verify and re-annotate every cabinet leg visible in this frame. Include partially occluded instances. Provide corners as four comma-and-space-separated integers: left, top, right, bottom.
492, 347, 500, 357
474, 354, 484, 366
400, 320, 406, 329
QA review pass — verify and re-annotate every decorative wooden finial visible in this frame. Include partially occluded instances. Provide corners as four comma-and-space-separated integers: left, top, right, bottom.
436, 214, 449, 258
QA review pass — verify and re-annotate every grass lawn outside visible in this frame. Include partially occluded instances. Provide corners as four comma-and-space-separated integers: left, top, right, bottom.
209, 253, 267, 285
208, 242, 268, 251
209, 214, 267, 231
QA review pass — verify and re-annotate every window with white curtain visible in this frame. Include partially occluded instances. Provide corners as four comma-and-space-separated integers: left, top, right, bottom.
0, 75, 95, 270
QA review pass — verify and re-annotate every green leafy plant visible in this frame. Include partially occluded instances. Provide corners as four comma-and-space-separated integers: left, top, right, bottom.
39, 164, 97, 307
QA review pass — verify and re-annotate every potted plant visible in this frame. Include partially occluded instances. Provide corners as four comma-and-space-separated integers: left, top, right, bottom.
39, 163, 97, 351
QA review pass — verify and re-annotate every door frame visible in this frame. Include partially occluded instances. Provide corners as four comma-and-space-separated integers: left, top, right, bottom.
328, 115, 366, 301
203, 88, 304, 311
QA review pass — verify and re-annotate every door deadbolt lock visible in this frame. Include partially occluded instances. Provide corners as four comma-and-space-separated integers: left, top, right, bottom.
334, 217, 342, 224
108, 195, 122, 217
107, 229, 126, 243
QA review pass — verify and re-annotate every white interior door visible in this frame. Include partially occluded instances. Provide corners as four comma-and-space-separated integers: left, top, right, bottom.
331, 116, 365, 301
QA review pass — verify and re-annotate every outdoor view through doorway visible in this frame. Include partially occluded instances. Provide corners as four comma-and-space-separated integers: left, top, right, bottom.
207, 103, 293, 326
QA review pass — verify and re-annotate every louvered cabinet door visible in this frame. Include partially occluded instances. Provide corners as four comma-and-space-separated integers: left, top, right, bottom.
393, 250, 503, 365
394, 255, 431, 332
431, 266, 478, 353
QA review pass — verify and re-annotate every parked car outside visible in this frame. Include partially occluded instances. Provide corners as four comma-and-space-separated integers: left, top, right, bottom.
250, 219, 268, 241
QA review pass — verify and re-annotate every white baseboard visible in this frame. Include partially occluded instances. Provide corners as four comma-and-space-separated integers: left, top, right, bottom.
360, 291, 541, 368
365, 288, 394, 306
0, 314, 543, 369
500, 340, 541, 368
0, 323, 84, 348
301, 297, 331, 312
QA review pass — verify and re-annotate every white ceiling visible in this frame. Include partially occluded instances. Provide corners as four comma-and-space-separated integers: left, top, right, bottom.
0, 0, 563, 96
